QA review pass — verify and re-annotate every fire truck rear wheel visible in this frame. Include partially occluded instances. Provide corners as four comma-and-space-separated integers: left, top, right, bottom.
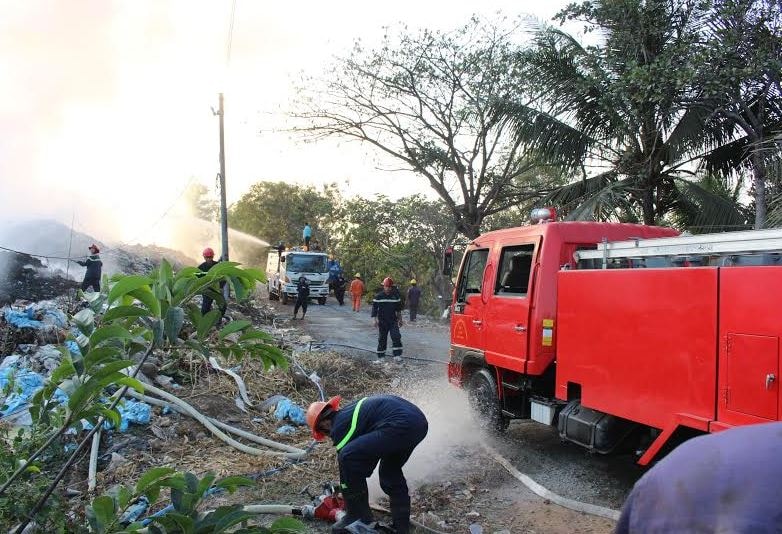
468, 368, 509, 433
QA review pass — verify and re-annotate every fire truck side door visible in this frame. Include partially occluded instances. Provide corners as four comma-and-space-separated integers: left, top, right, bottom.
451, 248, 489, 354
483, 242, 538, 373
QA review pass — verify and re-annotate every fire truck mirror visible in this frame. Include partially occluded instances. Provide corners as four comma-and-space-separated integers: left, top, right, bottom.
443, 247, 454, 276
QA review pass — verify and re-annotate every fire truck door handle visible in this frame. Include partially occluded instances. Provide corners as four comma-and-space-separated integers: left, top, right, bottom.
472, 320, 482, 326
514, 325, 527, 332
766, 373, 776, 390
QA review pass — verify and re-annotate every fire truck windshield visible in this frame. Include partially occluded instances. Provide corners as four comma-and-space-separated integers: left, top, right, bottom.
287, 254, 327, 273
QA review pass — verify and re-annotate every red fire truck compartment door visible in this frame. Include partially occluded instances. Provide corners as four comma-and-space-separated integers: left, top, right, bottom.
718, 267, 782, 425
556, 268, 718, 430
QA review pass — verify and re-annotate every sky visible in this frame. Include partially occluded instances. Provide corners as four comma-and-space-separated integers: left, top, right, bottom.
0, 0, 572, 247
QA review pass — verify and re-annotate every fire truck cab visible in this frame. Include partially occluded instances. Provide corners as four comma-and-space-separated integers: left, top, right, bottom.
448, 214, 782, 464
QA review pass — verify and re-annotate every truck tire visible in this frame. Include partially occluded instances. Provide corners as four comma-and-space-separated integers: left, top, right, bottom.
281, 292, 289, 305
318, 297, 327, 305
468, 368, 509, 432
268, 283, 279, 301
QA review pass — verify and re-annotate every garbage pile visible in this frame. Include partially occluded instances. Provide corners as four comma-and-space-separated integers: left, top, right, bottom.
0, 251, 79, 306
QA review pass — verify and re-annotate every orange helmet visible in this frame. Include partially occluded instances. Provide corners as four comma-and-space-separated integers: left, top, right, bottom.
306, 395, 341, 441
382, 277, 394, 287
203, 247, 215, 258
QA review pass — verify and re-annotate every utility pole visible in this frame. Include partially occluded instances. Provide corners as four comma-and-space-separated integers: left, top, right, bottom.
217, 92, 229, 261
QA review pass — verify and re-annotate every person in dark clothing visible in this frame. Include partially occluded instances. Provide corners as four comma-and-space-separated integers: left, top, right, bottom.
371, 277, 403, 362
303, 222, 312, 248
293, 275, 310, 319
306, 394, 428, 534
198, 247, 225, 316
406, 279, 421, 322
615, 422, 782, 533
334, 274, 347, 306
77, 244, 103, 292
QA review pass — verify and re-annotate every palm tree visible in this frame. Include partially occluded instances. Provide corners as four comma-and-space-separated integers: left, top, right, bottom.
493, 0, 748, 231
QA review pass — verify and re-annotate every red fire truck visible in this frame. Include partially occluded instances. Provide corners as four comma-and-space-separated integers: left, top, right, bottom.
446, 208, 782, 464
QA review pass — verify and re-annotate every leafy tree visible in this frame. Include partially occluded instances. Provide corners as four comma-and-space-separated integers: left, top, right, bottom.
184, 183, 219, 222
697, 0, 782, 228
230, 182, 339, 249
494, 0, 748, 230
334, 195, 457, 314
294, 17, 557, 239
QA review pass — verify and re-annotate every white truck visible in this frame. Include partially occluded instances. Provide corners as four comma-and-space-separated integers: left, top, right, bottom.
266, 248, 329, 305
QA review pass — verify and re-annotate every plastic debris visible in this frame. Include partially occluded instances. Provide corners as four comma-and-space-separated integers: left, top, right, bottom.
2, 301, 67, 330
276, 425, 297, 435
120, 496, 150, 525
273, 397, 306, 425
117, 400, 152, 432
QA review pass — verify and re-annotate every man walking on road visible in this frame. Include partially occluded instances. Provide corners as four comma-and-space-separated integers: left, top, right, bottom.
372, 277, 403, 362
293, 275, 310, 319
349, 273, 365, 312
334, 273, 347, 306
306, 394, 428, 534
406, 279, 421, 322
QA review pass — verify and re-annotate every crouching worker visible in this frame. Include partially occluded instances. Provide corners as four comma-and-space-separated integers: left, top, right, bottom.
306, 395, 428, 534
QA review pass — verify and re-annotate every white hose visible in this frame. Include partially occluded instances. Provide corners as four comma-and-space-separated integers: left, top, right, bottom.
126, 389, 306, 457
131, 381, 304, 459
88, 428, 101, 492
242, 504, 299, 514
483, 445, 621, 521
208, 356, 254, 407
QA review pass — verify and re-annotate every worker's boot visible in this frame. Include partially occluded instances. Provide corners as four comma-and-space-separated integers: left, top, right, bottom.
389, 501, 411, 534
332, 490, 373, 534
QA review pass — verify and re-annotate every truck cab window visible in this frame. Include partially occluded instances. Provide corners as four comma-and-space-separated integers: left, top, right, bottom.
496, 244, 535, 295
456, 249, 489, 302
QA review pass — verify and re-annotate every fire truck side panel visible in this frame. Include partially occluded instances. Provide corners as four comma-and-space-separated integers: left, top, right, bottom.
718, 267, 781, 426
555, 268, 719, 431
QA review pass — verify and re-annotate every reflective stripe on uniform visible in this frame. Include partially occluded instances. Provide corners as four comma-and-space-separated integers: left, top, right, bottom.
335, 397, 367, 451
372, 298, 401, 303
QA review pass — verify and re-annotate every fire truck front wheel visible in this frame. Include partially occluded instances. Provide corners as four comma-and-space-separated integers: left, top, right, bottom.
468, 368, 509, 433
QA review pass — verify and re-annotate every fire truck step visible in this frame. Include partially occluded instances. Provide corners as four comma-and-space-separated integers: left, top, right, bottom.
501, 381, 521, 391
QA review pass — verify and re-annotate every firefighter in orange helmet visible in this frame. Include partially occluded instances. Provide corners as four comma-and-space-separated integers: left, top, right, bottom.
306, 394, 428, 534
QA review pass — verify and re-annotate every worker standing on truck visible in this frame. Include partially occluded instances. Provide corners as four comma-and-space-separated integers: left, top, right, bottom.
371, 277, 403, 362
76, 244, 103, 292
615, 422, 782, 533
306, 394, 428, 534
303, 222, 312, 248
293, 275, 310, 320
349, 273, 365, 312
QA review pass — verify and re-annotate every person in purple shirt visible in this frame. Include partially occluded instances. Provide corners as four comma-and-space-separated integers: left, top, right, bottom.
616, 422, 782, 533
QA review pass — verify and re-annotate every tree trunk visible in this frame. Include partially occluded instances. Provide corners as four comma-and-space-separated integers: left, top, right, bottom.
751, 152, 767, 230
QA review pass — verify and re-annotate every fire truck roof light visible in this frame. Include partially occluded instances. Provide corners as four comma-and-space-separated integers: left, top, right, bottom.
531, 207, 557, 224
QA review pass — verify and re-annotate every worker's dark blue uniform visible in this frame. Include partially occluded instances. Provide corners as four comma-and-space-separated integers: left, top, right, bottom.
371, 287, 403, 358
616, 422, 782, 533
330, 395, 428, 532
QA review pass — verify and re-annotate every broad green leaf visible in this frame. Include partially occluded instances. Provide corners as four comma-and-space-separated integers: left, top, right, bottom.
116, 485, 133, 510
238, 330, 274, 343
102, 305, 151, 323
98, 406, 122, 429
88, 495, 116, 533
196, 310, 221, 341
128, 287, 161, 318
136, 467, 177, 493
270, 516, 310, 533
116, 376, 145, 393
214, 475, 255, 493
164, 306, 185, 344
196, 473, 217, 497
90, 325, 132, 349
218, 320, 251, 340
173, 266, 201, 282
108, 275, 154, 306
50, 355, 77, 384
84, 347, 122, 372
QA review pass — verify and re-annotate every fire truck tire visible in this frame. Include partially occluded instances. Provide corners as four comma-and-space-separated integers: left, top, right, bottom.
318, 297, 327, 305
281, 292, 289, 305
268, 284, 279, 301
468, 368, 509, 432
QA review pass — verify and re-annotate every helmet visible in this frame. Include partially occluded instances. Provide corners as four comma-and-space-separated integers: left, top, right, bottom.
382, 277, 394, 287
409, 279, 417, 285
354, 273, 361, 278
88, 244, 100, 253
202, 247, 215, 258
306, 395, 341, 441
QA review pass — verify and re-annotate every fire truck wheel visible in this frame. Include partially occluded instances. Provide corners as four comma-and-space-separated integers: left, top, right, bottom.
468, 368, 509, 433
318, 297, 327, 305
281, 292, 289, 305
268, 284, 279, 301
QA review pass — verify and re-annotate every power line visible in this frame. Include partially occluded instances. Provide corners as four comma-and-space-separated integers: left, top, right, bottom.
225, 0, 237, 65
